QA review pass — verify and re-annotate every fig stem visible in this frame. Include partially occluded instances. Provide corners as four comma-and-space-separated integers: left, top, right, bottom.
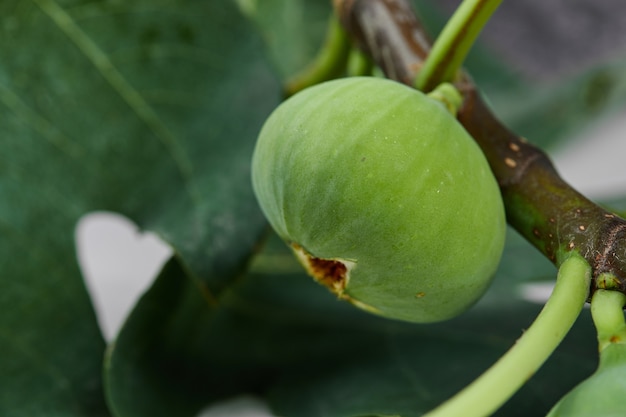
591, 289, 626, 352
347, 48, 373, 77
423, 253, 591, 417
414, 0, 502, 93
426, 83, 463, 115
284, 13, 351, 97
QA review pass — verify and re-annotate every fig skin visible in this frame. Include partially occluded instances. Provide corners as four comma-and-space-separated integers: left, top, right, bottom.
546, 343, 626, 417
251, 76, 506, 323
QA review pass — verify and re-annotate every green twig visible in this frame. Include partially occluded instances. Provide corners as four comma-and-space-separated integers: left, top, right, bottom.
424, 254, 591, 417
284, 14, 351, 97
415, 0, 502, 92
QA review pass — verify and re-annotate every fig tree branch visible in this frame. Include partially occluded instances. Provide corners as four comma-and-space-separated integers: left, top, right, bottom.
335, 0, 626, 296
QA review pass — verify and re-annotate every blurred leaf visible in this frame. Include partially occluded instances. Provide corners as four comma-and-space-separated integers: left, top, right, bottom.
104, 257, 267, 417
106, 231, 597, 417
412, 0, 626, 151
268, 306, 596, 417
256, 233, 598, 417
239, 0, 333, 79
0, 0, 279, 414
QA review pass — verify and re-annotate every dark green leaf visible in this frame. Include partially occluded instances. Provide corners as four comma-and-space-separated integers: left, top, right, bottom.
267, 303, 596, 417
104, 257, 265, 417
106, 231, 597, 417
251, 235, 598, 417
1, 0, 279, 414
240, 0, 333, 80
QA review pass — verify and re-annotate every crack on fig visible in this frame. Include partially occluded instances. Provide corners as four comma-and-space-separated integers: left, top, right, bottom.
291, 243, 353, 295
290, 243, 382, 315
309, 257, 348, 291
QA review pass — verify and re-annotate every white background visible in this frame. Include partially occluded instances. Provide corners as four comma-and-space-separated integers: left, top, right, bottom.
76, 108, 626, 416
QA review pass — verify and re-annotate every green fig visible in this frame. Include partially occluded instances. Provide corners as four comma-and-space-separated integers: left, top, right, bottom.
251, 76, 505, 323
547, 289, 626, 417
546, 344, 626, 417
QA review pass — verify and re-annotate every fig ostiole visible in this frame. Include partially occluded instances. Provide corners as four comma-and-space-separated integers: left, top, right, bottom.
251, 76, 506, 323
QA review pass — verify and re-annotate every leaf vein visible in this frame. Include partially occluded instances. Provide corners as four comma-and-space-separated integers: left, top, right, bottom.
0, 84, 86, 160
32, 0, 198, 200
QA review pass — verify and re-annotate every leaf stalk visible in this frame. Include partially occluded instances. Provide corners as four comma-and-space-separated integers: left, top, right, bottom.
415, 0, 502, 92
424, 254, 591, 417
284, 14, 351, 97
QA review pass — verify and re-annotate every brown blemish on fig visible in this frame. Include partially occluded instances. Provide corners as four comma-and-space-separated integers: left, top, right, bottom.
289, 243, 381, 315
415, 292, 426, 298
290, 243, 352, 295
308, 256, 348, 291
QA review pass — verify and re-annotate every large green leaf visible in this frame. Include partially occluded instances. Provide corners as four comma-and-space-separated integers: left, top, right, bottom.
105, 231, 598, 417
0, 0, 279, 414
104, 257, 260, 417
255, 233, 598, 417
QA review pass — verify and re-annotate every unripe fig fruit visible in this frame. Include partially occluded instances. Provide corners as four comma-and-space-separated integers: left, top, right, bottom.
546, 343, 626, 417
547, 290, 626, 417
251, 76, 505, 323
